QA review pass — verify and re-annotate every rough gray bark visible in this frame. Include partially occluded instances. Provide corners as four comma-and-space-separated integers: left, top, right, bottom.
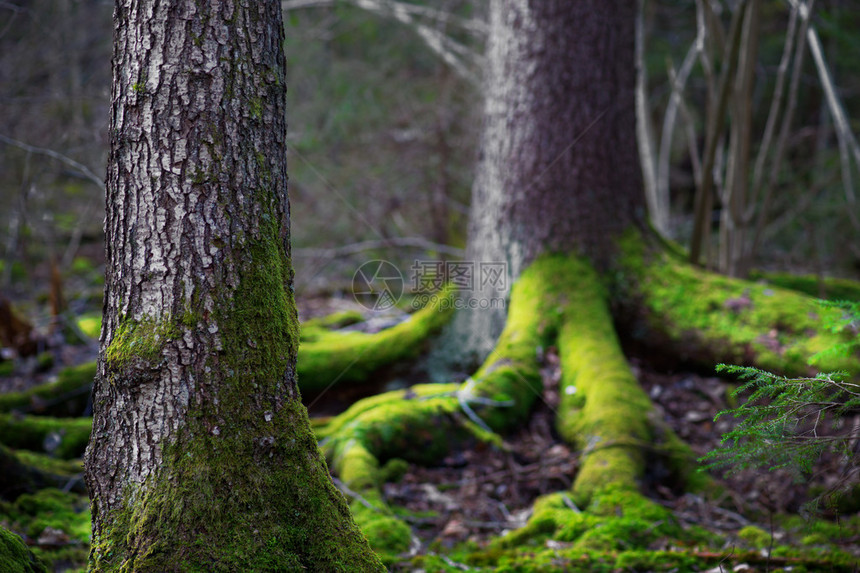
84, 1, 383, 570
449, 0, 646, 365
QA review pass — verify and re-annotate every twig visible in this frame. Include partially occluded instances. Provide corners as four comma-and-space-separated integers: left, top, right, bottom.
803, 12, 860, 230
561, 493, 581, 513
636, 0, 660, 231
331, 476, 383, 512
751, 0, 814, 256
430, 552, 471, 571
457, 377, 514, 435
0, 134, 104, 190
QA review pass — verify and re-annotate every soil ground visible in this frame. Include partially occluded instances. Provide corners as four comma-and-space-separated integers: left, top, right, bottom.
1, 294, 858, 571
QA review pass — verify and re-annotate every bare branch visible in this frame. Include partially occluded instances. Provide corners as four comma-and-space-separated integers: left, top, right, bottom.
690, 0, 749, 266
748, 2, 799, 222
656, 41, 700, 235
802, 5, 860, 229
0, 134, 104, 190
751, 0, 813, 256
636, 0, 660, 232
282, 0, 484, 85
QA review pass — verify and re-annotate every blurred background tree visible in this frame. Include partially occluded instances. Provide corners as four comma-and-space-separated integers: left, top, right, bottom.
0, 0, 858, 323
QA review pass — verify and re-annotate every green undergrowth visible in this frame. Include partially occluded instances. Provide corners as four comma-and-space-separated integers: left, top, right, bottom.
0, 488, 90, 572
394, 508, 860, 572
619, 236, 860, 376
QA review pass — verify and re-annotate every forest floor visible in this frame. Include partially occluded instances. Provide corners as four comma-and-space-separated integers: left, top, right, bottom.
1, 293, 859, 571
296, 296, 860, 571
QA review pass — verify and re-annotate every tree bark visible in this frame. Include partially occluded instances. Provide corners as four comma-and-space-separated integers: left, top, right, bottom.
84, 1, 383, 570
452, 0, 646, 363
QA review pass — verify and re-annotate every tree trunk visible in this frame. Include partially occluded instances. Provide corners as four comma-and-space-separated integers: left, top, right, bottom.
84, 1, 383, 570
297, 0, 860, 564
453, 0, 645, 363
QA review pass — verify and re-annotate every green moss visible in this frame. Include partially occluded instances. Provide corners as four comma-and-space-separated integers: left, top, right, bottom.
619, 235, 860, 376
302, 309, 364, 330
89, 204, 382, 571
105, 315, 181, 376
76, 313, 101, 338
0, 526, 47, 573
298, 288, 456, 394
249, 97, 263, 120
34, 353, 53, 372
749, 270, 860, 302
380, 458, 409, 482
0, 362, 95, 415
56, 362, 97, 387
496, 486, 681, 553
0, 413, 91, 459
347, 493, 413, 562
1, 490, 89, 572
13, 450, 83, 477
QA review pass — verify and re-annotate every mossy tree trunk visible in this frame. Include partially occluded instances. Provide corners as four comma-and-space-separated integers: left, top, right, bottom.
317, 0, 859, 561
84, 1, 383, 570
451, 0, 645, 364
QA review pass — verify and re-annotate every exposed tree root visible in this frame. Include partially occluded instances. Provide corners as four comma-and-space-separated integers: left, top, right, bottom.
291, 288, 456, 395
0, 363, 94, 417
0, 444, 83, 501
0, 414, 91, 460
318, 255, 691, 557
316, 248, 860, 560
0, 524, 47, 573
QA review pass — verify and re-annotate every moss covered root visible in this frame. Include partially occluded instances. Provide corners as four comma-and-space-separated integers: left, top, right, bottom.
619, 236, 860, 376
0, 526, 47, 573
0, 414, 91, 460
0, 490, 87, 572
298, 288, 456, 394
0, 362, 95, 416
551, 256, 692, 504
320, 259, 564, 558
321, 255, 691, 559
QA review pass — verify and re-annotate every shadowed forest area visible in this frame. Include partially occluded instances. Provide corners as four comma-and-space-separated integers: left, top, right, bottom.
1, 0, 860, 571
